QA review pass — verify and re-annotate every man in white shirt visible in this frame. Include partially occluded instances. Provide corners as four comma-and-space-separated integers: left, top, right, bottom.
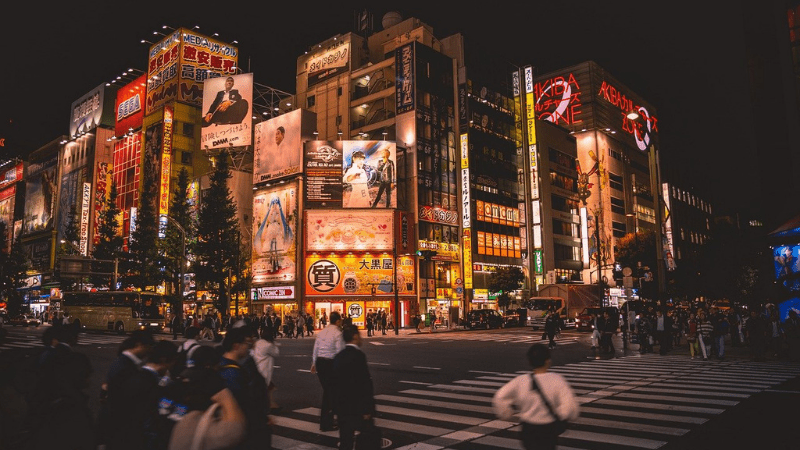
311, 311, 344, 431
343, 151, 371, 208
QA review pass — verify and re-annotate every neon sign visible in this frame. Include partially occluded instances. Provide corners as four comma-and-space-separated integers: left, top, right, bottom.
597, 81, 659, 151
534, 73, 583, 126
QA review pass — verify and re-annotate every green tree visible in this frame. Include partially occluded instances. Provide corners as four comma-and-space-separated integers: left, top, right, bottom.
128, 149, 161, 289
92, 180, 124, 288
162, 167, 195, 320
0, 222, 30, 315
488, 266, 525, 312
58, 203, 81, 256
195, 150, 239, 313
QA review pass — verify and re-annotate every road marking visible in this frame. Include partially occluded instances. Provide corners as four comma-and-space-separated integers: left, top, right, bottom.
579, 406, 708, 424
296, 369, 311, 373
369, 341, 385, 345
399, 381, 433, 386
369, 362, 390, 366
374, 394, 495, 414
413, 366, 441, 370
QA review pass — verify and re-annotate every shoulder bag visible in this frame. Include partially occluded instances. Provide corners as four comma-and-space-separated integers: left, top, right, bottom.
530, 374, 568, 435
188, 403, 221, 450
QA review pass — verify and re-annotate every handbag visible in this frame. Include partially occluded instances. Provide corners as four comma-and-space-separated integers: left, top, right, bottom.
189, 403, 221, 450
355, 420, 383, 450
529, 374, 568, 435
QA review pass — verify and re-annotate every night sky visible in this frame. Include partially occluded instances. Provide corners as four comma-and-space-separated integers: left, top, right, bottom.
2, 1, 782, 227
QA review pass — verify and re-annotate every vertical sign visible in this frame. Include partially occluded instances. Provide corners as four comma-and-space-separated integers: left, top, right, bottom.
580, 206, 590, 268
80, 182, 91, 255
460, 134, 471, 228
463, 231, 473, 289
662, 183, 676, 271
533, 250, 543, 275
159, 106, 173, 238
396, 43, 415, 114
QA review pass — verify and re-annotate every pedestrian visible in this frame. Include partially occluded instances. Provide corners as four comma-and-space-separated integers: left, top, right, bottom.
746, 308, 768, 361
306, 314, 315, 336
413, 314, 422, 333
686, 313, 700, 359
697, 314, 713, 360
366, 313, 374, 337
274, 313, 283, 338
544, 310, 560, 349
386, 311, 393, 330
99, 330, 156, 449
653, 309, 673, 355
333, 325, 379, 450
380, 310, 388, 335
493, 344, 579, 450
709, 307, 729, 360
311, 311, 344, 432
728, 308, 743, 347
201, 314, 215, 341
167, 381, 246, 450
129, 340, 179, 450
25, 351, 96, 450
601, 310, 617, 354
320, 311, 328, 328
253, 326, 281, 413
768, 311, 785, 358
175, 326, 202, 373
783, 310, 800, 362
635, 313, 652, 354
295, 315, 304, 338
218, 326, 271, 450
590, 312, 602, 349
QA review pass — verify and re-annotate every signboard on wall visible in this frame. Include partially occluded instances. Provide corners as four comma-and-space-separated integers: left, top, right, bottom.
79, 182, 91, 255
396, 43, 415, 114
255, 109, 316, 183
115, 75, 146, 136
306, 210, 394, 252
70, 83, 116, 139
200, 73, 253, 149
23, 156, 58, 235
252, 286, 295, 300
305, 254, 415, 296
252, 182, 298, 285
307, 42, 351, 86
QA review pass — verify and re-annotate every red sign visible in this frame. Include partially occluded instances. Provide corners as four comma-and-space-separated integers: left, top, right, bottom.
534, 73, 583, 126
597, 80, 659, 151
115, 75, 146, 136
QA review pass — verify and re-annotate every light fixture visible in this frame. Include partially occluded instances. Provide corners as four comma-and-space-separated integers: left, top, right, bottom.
286, 103, 291, 107
365, 75, 371, 81
313, 131, 319, 135
232, 40, 238, 44
261, 112, 269, 116
361, 103, 368, 108
274, 107, 279, 111
193, 25, 200, 30
626, 110, 640, 120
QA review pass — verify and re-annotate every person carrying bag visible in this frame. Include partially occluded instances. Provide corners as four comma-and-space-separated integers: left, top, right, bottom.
493, 344, 579, 450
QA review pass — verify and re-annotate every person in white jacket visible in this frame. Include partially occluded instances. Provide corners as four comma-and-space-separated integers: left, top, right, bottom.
252, 327, 281, 412
493, 343, 579, 450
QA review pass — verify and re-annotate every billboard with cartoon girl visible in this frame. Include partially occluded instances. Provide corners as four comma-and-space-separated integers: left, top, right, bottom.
252, 181, 298, 284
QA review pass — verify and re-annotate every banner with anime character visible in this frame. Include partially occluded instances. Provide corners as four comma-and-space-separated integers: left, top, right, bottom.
252, 182, 297, 284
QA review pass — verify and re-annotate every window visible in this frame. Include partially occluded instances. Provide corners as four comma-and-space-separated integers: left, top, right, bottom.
181, 151, 192, 165
182, 122, 194, 136
609, 173, 623, 191
611, 221, 626, 238
307, 95, 316, 108
550, 194, 579, 215
608, 148, 623, 161
337, 87, 343, 96
554, 243, 581, 262
610, 197, 625, 215
552, 219, 578, 237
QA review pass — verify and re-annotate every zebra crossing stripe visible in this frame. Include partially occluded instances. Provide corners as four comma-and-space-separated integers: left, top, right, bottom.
294, 407, 455, 436
613, 392, 739, 406
272, 435, 335, 450
570, 416, 689, 436
400, 389, 492, 403
579, 406, 708, 424
633, 387, 750, 398
559, 429, 667, 449
374, 394, 495, 414
375, 404, 487, 425
592, 398, 725, 414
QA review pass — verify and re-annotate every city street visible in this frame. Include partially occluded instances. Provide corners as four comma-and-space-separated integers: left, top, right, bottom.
2, 325, 799, 449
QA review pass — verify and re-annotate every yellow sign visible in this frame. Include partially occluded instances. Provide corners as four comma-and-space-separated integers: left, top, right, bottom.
463, 231, 473, 289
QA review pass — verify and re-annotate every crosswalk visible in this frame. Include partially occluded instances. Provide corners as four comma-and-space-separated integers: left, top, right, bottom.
381, 330, 582, 346
269, 354, 800, 450
0, 329, 168, 351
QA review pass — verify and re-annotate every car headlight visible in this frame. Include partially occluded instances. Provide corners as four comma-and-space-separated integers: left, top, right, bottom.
138, 322, 144, 326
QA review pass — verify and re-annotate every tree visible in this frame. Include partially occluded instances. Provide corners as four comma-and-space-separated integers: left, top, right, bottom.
488, 266, 525, 312
128, 148, 161, 289
58, 203, 81, 256
162, 167, 195, 320
614, 230, 658, 299
194, 150, 239, 313
0, 222, 30, 315
92, 179, 124, 288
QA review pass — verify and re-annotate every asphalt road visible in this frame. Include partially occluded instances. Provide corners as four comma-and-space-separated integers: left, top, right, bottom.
2, 324, 798, 449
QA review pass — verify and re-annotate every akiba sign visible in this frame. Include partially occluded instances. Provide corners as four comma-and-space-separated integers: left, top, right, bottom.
534, 73, 583, 126
597, 80, 659, 151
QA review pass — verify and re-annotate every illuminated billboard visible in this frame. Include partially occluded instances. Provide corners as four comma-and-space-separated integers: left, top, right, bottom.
252, 182, 298, 285
115, 75, 146, 136
306, 210, 394, 252
774, 245, 800, 292
201, 73, 253, 149
396, 43, 415, 114
254, 109, 316, 184
23, 157, 58, 234
70, 83, 117, 139
146, 29, 238, 115
304, 140, 397, 208
307, 42, 351, 86
0, 188, 14, 251
93, 163, 112, 245
305, 253, 415, 296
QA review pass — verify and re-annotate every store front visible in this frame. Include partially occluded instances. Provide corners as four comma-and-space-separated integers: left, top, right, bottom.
251, 285, 299, 323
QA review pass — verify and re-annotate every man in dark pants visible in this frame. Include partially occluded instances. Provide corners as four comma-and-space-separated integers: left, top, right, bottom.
333, 325, 376, 450
311, 311, 344, 431
371, 147, 395, 208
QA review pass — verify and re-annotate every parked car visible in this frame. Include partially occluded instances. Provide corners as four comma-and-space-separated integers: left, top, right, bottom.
466, 309, 505, 330
7, 314, 41, 327
574, 307, 619, 332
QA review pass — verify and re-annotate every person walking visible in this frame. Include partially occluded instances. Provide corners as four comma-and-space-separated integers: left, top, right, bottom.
366, 313, 374, 337
768, 311, 785, 358
589, 312, 601, 349
306, 314, 315, 336
601, 310, 617, 355
320, 311, 328, 328
493, 344, 579, 450
274, 313, 283, 338
746, 308, 768, 361
697, 315, 713, 361
333, 325, 378, 450
380, 310, 388, 335
709, 307, 729, 360
686, 313, 700, 359
653, 309, 673, 355
544, 311, 560, 349
253, 327, 281, 413
311, 311, 344, 432
413, 314, 422, 333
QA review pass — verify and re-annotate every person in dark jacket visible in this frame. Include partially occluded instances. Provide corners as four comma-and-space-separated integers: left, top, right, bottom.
746, 308, 768, 361
544, 311, 560, 349
333, 325, 376, 450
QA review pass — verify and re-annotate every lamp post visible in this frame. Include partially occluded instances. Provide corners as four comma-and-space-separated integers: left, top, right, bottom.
165, 216, 186, 320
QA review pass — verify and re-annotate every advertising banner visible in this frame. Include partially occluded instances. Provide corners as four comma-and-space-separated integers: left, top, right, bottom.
396, 43, 415, 114
0, 162, 23, 190
254, 109, 316, 183
304, 140, 397, 208
146, 29, 238, 115
93, 163, 112, 245
304, 140, 343, 206
308, 42, 351, 86
306, 210, 394, 252
0, 188, 13, 251
252, 286, 295, 301
252, 182, 298, 285
79, 182, 91, 255
23, 157, 58, 235
115, 74, 146, 136
70, 83, 116, 139
305, 253, 415, 296
58, 167, 85, 242
201, 73, 253, 149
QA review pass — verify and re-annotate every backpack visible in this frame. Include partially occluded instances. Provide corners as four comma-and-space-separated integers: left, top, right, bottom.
173, 342, 200, 378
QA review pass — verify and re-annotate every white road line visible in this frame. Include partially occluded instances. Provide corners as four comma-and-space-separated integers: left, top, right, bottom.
571, 416, 689, 436
400, 389, 492, 403
374, 394, 495, 414
296, 369, 312, 373
578, 406, 708, 424
633, 387, 750, 398
369, 362, 390, 366
271, 416, 339, 437
413, 366, 441, 370
375, 404, 487, 425
295, 407, 454, 436
592, 398, 725, 414
614, 392, 739, 406
426, 384, 498, 394
560, 429, 666, 449
399, 381, 433, 386
369, 341, 385, 345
